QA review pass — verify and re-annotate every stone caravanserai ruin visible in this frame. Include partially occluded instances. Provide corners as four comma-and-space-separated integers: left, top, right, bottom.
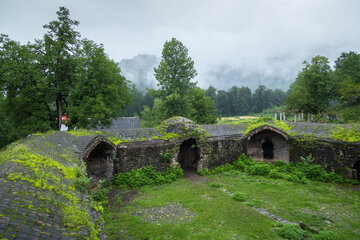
0, 117, 359, 239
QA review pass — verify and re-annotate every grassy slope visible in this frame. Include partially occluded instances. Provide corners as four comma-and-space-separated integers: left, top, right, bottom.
104, 172, 360, 240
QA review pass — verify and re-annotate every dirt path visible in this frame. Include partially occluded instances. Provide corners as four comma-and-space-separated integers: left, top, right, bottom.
182, 167, 207, 182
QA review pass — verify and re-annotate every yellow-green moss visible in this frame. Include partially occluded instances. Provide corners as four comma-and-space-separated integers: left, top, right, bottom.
244, 117, 294, 135
2, 144, 101, 240
330, 125, 360, 142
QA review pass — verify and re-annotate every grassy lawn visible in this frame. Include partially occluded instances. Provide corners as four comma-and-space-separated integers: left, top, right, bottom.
103, 171, 360, 240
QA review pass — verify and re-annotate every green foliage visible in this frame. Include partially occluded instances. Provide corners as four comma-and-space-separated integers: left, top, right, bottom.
74, 163, 91, 192
312, 230, 340, 240
276, 225, 307, 240
190, 87, 218, 124
329, 125, 360, 142
67, 39, 132, 128
231, 191, 246, 202
300, 154, 315, 165
90, 189, 109, 205
154, 37, 197, 119
113, 166, 183, 188
74, 175, 91, 192
199, 154, 357, 185
286, 55, 333, 114
159, 151, 172, 163
0, 7, 132, 145
209, 182, 223, 188
246, 162, 271, 176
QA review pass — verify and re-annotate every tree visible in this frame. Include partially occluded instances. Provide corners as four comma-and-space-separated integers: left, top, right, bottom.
154, 38, 197, 119
190, 88, 218, 124
333, 51, 360, 106
67, 40, 132, 128
216, 90, 230, 116
41, 7, 80, 130
286, 56, 333, 114
205, 85, 217, 102
0, 35, 51, 145
252, 85, 269, 113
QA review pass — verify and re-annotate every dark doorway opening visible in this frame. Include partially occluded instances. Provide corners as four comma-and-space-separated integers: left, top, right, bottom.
178, 139, 200, 176
262, 139, 274, 159
86, 142, 115, 183
353, 161, 360, 180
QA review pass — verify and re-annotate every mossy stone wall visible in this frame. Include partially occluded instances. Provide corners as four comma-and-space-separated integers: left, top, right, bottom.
289, 137, 360, 179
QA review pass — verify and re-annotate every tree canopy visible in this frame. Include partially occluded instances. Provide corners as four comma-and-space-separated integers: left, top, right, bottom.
286, 56, 333, 114
0, 7, 132, 148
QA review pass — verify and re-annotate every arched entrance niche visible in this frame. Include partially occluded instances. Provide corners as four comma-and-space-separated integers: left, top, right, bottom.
247, 126, 289, 163
353, 161, 360, 180
178, 138, 200, 171
82, 137, 116, 183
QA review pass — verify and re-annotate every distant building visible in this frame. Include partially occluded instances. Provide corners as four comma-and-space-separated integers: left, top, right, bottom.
98, 117, 140, 130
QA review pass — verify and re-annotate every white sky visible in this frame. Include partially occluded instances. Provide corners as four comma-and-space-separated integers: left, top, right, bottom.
1, 0, 360, 89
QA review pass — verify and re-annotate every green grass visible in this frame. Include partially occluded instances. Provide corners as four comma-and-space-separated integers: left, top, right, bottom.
103, 172, 360, 240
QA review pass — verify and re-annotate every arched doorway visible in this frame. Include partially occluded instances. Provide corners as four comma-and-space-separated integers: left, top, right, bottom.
353, 161, 360, 180
247, 126, 289, 163
178, 139, 200, 173
83, 138, 116, 184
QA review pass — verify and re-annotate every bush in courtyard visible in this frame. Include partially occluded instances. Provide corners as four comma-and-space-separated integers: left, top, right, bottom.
197, 168, 210, 176
276, 225, 307, 240
269, 169, 285, 179
113, 165, 183, 188
246, 163, 271, 176
209, 182, 223, 188
232, 191, 246, 202
312, 230, 340, 240
233, 153, 255, 171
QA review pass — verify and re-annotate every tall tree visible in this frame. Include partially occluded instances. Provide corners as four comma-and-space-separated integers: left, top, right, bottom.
0, 35, 51, 142
286, 56, 333, 114
154, 38, 197, 118
333, 51, 360, 105
41, 7, 80, 130
67, 40, 132, 128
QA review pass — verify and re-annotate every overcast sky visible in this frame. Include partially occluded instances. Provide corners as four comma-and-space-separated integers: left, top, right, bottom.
1, 0, 360, 90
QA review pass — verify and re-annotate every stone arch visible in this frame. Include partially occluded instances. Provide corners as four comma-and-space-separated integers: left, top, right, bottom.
247, 125, 289, 162
353, 161, 360, 180
82, 136, 116, 182
178, 138, 200, 171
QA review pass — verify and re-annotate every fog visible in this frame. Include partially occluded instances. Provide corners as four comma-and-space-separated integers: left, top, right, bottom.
1, 0, 359, 90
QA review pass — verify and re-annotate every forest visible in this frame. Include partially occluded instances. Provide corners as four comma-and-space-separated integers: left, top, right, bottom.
1, 7, 360, 148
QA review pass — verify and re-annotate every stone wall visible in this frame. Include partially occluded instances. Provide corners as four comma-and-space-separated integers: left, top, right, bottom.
115, 139, 179, 173
201, 135, 247, 169
289, 137, 360, 179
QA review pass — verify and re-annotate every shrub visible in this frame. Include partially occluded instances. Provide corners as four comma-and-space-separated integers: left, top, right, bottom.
159, 151, 172, 163
210, 163, 235, 174
233, 154, 255, 171
209, 182, 223, 188
246, 163, 271, 176
232, 191, 246, 202
198, 168, 210, 176
74, 175, 91, 192
312, 230, 340, 240
113, 165, 183, 188
276, 225, 307, 240
300, 154, 315, 165
90, 189, 109, 204
269, 169, 285, 179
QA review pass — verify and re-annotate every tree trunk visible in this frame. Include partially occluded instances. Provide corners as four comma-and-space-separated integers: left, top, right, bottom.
56, 98, 62, 130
